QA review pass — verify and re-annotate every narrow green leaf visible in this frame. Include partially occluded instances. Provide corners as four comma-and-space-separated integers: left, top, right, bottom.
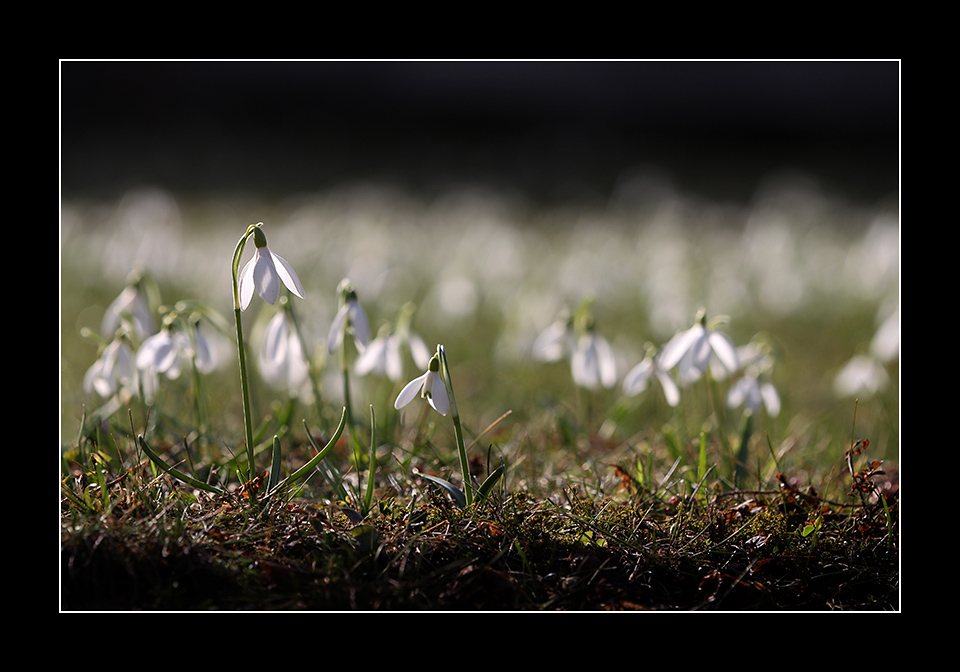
477, 464, 505, 501
137, 436, 224, 494
416, 471, 466, 508
268, 435, 282, 494
268, 407, 347, 497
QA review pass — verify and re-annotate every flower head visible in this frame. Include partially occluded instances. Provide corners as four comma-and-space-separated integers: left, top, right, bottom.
327, 279, 370, 354
394, 353, 449, 416
659, 310, 738, 383
102, 282, 155, 340
238, 224, 305, 311
571, 330, 617, 390
258, 307, 311, 398
622, 346, 680, 407
84, 337, 139, 400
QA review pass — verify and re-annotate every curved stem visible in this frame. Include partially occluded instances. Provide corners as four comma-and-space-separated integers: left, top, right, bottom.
232, 225, 258, 483
438, 345, 472, 506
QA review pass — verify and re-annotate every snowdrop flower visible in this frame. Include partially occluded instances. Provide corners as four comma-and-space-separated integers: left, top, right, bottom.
84, 337, 139, 400
137, 327, 190, 380
394, 353, 449, 416
327, 279, 370, 354
355, 329, 404, 381
238, 224, 305, 311
102, 282, 155, 340
622, 346, 680, 407
659, 310, 738, 383
258, 308, 311, 397
728, 374, 781, 417
833, 354, 890, 397
571, 330, 617, 390
532, 310, 574, 362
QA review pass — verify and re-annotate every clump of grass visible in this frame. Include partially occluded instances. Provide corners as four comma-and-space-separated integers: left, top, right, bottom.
61, 407, 897, 611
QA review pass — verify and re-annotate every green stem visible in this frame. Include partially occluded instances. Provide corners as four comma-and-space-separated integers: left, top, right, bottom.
231, 224, 258, 484
438, 345, 472, 506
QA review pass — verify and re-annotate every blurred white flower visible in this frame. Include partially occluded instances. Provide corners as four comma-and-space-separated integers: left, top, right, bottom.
84, 338, 139, 399
355, 331, 404, 381
532, 312, 574, 362
327, 280, 370, 354
238, 226, 305, 311
102, 283, 154, 340
137, 328, 189, 380
659, 311, 738, 382
258, 309, 311, 397
728, 374, 781, 416
571, 331, 617, 390
622, 349, 680, 407
870, 305, 899, 362
834, 354, 890, 397
394, 354, 449, 416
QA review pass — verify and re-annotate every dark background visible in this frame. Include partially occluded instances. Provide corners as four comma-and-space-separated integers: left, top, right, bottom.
60, 61, 900, 207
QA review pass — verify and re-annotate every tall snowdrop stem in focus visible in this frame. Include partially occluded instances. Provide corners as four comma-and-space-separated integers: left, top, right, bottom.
437, 344, 473, 506
231, 223, 306, 484
231, 225, 260, 482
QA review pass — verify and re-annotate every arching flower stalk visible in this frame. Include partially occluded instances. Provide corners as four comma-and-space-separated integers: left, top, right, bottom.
395, 344, 473, 506
231, 222, 305, 483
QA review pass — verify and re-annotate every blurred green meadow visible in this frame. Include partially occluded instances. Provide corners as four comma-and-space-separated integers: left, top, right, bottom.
60, 173, 899, 499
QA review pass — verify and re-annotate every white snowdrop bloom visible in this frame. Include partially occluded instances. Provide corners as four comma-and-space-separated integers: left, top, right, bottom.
622, 351, 680, 407
238, 225, 305, 311
728, 374, 781, 417
136, 329, 188, 380
102, 283, 154, 340
659, 313, 738, 382
532, 313, 574, 362
870, 306, 900, 362
355, 332, 404, 381
84, 338, 139, 399
571, 332, 617, 390
327, 281, 370, 354
833, 354, 890, 398
258, 309, 310, 397
394, 355, 449, 416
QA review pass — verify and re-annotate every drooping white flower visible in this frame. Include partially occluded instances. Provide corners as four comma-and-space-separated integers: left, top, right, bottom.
102, 283, 154, 340
238, 225, 305, 311
571, 331, 617, 390
728, 374, 781, 417
136, 328, 189, 380
84, 338, 139, 399
622, 348, 680, 407
327, 280, 370, 354
532, 313, 574, 362
355, 332, 404, 381
394, 354, 449, 416
659, 311, 738, 383
833, 354, 890, 398
258, 309, 311, 397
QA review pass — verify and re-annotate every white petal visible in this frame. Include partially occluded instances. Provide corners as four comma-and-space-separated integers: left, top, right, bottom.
659, 325, 702, 370
395, 373, 427, 410
623, 359, 653, 395
532, 321, 570, 362
238, 256, 257, 311
269, 250, 305, 300
426, 371, 449, 416
708, 330, 739, 372
656, 370, 681, 407
408, 333, 432, 370
327, 304, 349, 353
253, 248, 280, 305
761, 382, 781, 417
596, 336, 617, 388
354, 337, 387, 376
385, 336, 403, 382
349, 302, 371, 349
